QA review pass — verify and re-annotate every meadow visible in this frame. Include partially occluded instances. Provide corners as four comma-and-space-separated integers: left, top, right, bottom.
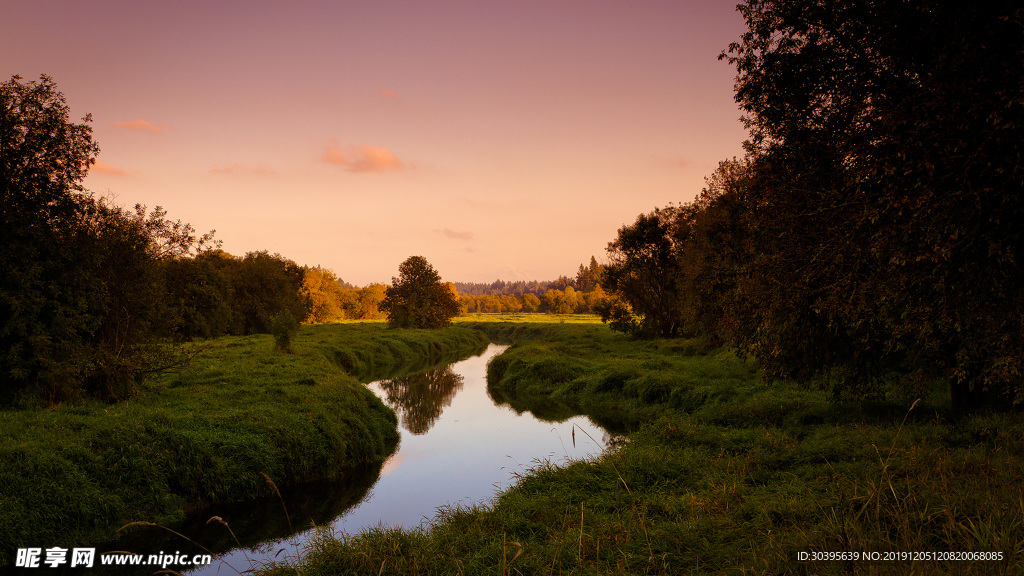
0, 322, 487, 565
260, 319, 1023, 575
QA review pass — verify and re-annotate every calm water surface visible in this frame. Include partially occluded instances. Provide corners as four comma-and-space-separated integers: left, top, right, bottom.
182, 343, 610, 575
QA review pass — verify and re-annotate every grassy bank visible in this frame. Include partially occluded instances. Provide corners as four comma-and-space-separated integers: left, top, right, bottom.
261, 321, 1024, 575
0, 322, 488, 565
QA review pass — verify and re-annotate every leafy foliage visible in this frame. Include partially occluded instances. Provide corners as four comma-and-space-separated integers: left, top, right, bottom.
270, 309, 300, 352
299, 267, 387, 323
162, 255, 234, 340
1, 75, 97, 401
599, 208, 686, 338
720, 0, 1024, 404
380, 256, 461, 329
0, 76, 190, 403
600, 2, 1024, 408
228, 251, 308, 334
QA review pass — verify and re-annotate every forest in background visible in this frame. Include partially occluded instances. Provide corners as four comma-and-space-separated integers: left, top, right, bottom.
304, 255, 609, 319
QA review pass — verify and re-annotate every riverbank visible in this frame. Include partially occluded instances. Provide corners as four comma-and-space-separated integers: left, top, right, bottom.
0, 323, 487, 565
260, 321, 1023, 575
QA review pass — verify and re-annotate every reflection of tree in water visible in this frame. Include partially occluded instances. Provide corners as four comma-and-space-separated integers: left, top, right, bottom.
377, 366, 465, 434
603, 431, 628, 450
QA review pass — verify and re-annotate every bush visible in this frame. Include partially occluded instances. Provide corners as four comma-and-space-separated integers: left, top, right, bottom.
270, 310, 300, 352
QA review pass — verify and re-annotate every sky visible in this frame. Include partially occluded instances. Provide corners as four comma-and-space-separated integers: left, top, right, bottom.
3, 0, 749, 285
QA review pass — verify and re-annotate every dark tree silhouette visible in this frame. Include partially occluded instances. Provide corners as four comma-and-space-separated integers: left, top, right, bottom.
0, 76, 202, 402
1, 75, 104, 402
598, 208, 685, 338
721, 0, 1024, 404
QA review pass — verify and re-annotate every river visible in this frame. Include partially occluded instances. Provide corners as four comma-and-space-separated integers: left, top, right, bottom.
173, 343, 611, 575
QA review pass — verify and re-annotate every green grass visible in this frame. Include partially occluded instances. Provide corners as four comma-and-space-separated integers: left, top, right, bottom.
456, 312, 604, 325
0, 322, 488, 565
258, 321, 1024, 575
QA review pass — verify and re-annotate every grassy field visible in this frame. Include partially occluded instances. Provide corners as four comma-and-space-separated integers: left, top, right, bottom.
456, 312, 604, 325
260, 320, 1024, 575
0, 322, 487, 565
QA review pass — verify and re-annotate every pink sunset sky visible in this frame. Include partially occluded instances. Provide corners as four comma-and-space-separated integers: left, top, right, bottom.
3, 0, 749, 285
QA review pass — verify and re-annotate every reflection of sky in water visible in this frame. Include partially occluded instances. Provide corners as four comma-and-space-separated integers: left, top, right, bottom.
188, 344, 607, 575
341, 345, 605, 530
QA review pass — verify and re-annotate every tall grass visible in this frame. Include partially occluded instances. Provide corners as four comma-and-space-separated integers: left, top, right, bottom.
0, 322, 488, 565
258, 321, 1023, 575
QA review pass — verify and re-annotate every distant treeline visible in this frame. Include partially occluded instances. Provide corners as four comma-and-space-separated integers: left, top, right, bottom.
459, 286, 607, 315
455, 257, 607, 314
455, 279, 567, 297
454, 256, 604, 296
304, 256, 610, 317
598, 1, 1024, 409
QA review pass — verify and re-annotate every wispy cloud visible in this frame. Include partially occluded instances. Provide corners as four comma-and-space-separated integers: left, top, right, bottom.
114, 119, 168, 133
379, 87, 398, 99
92, 160, 126, 175
210, 163, 276, 175
436, 228, 473, 241
654, 155, 688, 170
210, 163, 243, 174
322, 142, 404, 173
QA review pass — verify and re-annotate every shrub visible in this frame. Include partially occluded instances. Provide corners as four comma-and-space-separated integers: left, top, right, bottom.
270, 310, 300, 352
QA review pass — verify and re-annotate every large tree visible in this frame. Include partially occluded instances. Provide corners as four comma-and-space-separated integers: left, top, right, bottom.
1, 76, 222, 403
380, 256, 461, 329
675, 158, 758, 346
722, 0, 1024, 404
599, 208, 686, 338
1, 75, 101, 402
